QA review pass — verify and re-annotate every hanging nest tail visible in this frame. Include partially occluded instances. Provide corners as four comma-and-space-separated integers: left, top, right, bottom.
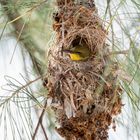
45, 1, 123, 140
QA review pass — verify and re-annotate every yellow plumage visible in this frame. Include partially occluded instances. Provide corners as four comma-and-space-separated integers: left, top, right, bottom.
63, 44, 90, 61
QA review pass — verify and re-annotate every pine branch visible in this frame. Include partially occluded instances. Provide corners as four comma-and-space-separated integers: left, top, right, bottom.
0, 0, 47, 76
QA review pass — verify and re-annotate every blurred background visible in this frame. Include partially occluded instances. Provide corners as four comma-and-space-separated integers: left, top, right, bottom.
0, 0, 140, 140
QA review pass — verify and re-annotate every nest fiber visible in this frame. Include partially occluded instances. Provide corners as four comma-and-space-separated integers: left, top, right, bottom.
46, 1, 122, 140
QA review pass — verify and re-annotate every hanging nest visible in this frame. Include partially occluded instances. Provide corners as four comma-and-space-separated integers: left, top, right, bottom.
45, 1, 123, 140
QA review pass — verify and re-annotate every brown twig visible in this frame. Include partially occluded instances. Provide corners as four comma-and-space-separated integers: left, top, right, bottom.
32, 101, 48, 140
40, 122, 48, 140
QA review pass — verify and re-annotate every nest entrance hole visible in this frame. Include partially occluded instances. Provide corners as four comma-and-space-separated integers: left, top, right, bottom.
70, 36, 88, 48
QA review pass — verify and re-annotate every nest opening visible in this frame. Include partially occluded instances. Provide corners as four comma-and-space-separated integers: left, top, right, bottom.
71, 36, 85, 46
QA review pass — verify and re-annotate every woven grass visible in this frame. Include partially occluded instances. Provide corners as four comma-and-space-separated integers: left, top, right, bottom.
46, 1, 122, 139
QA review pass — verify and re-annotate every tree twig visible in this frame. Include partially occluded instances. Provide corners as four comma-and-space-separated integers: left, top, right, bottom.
32, 101, 48, 140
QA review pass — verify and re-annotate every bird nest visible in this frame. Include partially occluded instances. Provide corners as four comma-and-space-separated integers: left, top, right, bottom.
45, 2, 122, 140
53, 3, 106, 53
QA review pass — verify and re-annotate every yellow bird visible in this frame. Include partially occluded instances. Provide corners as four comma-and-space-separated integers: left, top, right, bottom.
63, 44, 91, 61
